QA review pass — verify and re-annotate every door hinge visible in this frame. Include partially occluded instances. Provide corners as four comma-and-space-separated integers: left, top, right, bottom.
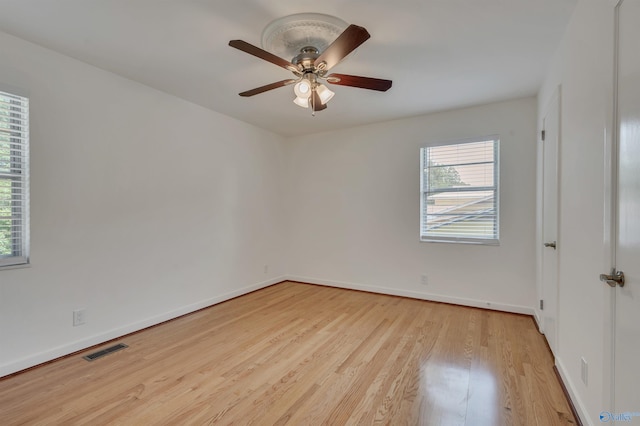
540, 299, 544, 310
541, 130, 546, 141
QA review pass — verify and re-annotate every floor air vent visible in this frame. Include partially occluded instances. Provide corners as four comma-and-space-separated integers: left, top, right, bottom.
83, 343, 128, 361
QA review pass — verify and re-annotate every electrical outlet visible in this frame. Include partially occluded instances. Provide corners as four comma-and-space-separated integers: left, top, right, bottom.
581, 357, 588, 385
73, 309, 86, 326
420, 274, 428, 285
263, 264, 269, 274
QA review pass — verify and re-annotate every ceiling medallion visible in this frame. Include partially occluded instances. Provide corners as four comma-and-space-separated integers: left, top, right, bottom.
261, 13, 348, 61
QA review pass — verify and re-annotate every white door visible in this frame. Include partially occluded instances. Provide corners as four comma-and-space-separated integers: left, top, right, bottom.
541, 88, 560, 355
613, 0, 640, 415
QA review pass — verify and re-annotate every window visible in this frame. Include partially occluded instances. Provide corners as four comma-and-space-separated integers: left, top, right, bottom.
420, 136, 499, 244
0, 89, 29, 267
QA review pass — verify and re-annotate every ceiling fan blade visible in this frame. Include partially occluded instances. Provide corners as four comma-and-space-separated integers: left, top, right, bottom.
326, 73, 392, 92
311, 90, 327, 112
314, 25, 370, 71
239, 79, 297, 97
229, 40, 300, 73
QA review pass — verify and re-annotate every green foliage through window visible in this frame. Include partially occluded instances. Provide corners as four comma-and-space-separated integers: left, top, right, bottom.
0, 89, 29, 266
426, 160, 468, 190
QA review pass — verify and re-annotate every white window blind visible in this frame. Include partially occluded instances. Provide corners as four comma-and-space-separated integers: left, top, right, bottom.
0, 89, 29, 267
420, 137, 499, 244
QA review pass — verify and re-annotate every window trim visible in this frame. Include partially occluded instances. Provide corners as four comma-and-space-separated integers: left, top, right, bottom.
0, 88, 30, 268
420, 135, 500, 245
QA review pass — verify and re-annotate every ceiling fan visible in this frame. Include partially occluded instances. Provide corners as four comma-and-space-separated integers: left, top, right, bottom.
229, 21, 392, 113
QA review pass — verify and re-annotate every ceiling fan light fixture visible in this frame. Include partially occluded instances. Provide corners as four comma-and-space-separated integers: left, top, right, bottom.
316, 84, 335, 104
230, 19, 392, 113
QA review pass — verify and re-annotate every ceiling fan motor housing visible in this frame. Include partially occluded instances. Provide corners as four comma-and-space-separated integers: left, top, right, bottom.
293, 46, 324, 74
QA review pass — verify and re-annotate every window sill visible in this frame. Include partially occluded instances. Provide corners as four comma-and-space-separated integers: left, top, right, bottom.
420, 238, 500, 246
0, 261, 31, 271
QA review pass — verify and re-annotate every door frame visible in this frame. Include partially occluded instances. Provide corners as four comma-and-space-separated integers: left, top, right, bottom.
538, 86, 561, 355
603, 0, 624, 412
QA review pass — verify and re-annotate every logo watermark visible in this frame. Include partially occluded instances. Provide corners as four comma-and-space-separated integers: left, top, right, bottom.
600, 411, 640, 422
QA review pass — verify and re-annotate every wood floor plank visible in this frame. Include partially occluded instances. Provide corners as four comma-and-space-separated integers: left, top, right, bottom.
0, 281, 576, 425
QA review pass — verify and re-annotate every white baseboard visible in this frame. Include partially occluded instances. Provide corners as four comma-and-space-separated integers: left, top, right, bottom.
555, 357, 591, 426
0, 276, 285, 378
2, 275, 535, 378
533, 309, 543, 332
285, 275, 534, 316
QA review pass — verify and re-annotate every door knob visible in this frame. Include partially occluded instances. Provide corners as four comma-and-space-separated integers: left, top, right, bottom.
544, 241, 556, 249
599, 269, 625, 287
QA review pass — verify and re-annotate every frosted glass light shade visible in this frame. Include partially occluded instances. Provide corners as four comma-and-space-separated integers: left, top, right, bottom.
293, 96, 309, 108
294, 80, 312, 99
316, 84, 335, 104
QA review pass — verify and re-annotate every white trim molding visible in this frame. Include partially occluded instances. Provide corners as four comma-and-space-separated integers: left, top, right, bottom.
0, 275, 286, 378
286, 275, 534, 316
556, 357, 591, 425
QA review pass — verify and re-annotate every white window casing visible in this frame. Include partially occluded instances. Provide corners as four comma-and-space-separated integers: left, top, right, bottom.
420, 136, 499, 245
0, 89, 30, 267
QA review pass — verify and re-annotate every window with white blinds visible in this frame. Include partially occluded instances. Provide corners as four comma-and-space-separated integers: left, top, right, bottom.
0, 89, 29, 267
420, 137, 499, 244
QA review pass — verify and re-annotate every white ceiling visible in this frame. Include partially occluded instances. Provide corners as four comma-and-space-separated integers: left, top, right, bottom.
0, 0, 576, 137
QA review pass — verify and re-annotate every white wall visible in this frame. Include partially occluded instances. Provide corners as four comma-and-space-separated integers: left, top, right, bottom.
537, 0, 616, 423
0, 31, 287, 377
285, 97, 538, 313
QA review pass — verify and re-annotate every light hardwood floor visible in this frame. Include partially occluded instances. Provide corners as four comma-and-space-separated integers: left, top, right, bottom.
0, 281, 576, 425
